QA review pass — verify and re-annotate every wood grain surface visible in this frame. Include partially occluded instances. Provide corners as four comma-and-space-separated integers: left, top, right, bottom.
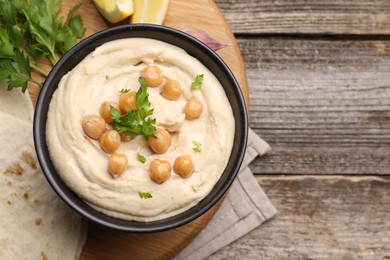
27, 0, 248, 259
215, 0, 390, 35
211, 176, 390, 259
240, 38, 390, 175
208, 0, 390, 259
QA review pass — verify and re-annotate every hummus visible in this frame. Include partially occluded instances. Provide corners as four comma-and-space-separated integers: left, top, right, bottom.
47, 38, 235, 222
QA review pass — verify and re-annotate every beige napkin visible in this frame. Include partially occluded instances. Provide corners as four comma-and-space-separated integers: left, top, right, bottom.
173, 128, 277, 260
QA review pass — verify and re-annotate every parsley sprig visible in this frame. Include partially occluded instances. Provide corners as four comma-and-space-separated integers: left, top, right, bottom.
0, 0, 86, 92
110, 77, 157, 139
139, 192, 153, 199
137, 152, 146, 163
190, 74, 204, 90
119, 88, 130, 93
192, 140, 202, 152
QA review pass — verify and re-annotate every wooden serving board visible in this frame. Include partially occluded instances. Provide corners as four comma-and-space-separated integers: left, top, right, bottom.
29, 0, 248, 259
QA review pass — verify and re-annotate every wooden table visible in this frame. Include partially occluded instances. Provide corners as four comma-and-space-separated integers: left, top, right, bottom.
209, 0, 390, 259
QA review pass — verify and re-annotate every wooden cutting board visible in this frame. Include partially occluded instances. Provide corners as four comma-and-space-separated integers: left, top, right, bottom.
28, 0, 248, 259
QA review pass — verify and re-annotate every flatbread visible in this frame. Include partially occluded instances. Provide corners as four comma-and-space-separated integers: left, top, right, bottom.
0, 82, 34, 122
0, 89, 87, 259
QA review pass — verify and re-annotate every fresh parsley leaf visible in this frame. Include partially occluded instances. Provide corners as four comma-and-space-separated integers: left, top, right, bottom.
119, 88, 131, 94
0, 0, 18, 27
23, 8, 59, 64
110, 77, 157, 139
0, 50, 35, 92
66, 4, 86, 38
137, 153, 146, 163
105, 75, 111, 80
0, 0, 86, 92
109, 105, 122, 120
20, 0, 86, 64
0, 28, 14, 57
136, 77, 154, 119
25, 41, 49, 61
139, 192, 152, 199
43, 0, 62, 15
192, 140, 202, 152
56, 4, 86, 54
13, 48, 31, 78
190, 74, 204, 90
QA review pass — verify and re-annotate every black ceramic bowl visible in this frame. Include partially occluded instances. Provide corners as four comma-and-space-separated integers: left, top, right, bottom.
33, 24, 248, 233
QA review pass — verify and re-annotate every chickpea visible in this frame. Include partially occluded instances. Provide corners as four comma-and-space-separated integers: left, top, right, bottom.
183, 96, 203, 120
161, 80, 181, 100
149, 159, 171, 184
108, 153, 128, 178
100, 101, 121, 123
100, 130, 121, 153
147, 128, 171, 154
120, 133, 132, 142
82, 114, 106, 140
119, 91, 137, 113
141, 65, 163, 87
173, 155, 194, 178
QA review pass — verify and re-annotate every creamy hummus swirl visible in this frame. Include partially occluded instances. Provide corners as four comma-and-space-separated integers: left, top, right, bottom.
47, 38, 235, 221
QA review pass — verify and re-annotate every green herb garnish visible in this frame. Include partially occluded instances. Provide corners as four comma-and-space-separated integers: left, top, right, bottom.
105, 75, 111, 80
119, 88, 130, 93
192, 140, 202, 152
137, 152, 146, 163
110, 77, 156, 139
190, 74, 204, 90
139, 192, 152, 199
0, 0, 86, 92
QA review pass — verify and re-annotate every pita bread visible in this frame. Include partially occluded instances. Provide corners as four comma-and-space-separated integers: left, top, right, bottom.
0, 82, 34, 122
0, 89, 87, 259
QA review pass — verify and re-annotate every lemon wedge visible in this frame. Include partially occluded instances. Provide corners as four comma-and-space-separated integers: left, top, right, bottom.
93, 0, 134, 23
131, 0, 169, 25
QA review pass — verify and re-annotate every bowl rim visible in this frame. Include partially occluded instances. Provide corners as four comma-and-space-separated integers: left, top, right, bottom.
33, 24, 248, 233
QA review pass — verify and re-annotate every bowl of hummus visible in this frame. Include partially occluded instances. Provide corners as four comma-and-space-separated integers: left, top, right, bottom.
34, 24, 248, 232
